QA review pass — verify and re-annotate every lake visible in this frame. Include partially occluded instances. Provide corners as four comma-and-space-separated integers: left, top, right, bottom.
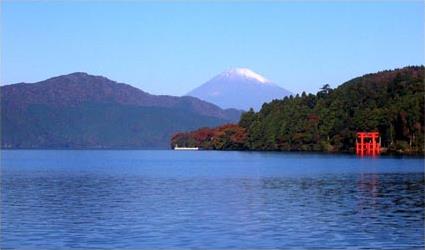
1, 150, 424, 249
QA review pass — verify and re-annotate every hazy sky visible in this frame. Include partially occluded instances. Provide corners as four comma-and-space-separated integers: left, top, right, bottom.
1, 1, 424, 95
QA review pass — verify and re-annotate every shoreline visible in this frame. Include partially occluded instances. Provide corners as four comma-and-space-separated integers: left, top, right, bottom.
1, 147, 424, 157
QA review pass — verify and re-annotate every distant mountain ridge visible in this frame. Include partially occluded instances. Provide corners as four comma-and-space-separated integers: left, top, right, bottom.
1, 72, 242, 148
3, 72, 241, 120
187, 68, 292, 110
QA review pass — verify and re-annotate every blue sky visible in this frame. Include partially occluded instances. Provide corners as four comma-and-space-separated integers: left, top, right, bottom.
1, 1, 424, 95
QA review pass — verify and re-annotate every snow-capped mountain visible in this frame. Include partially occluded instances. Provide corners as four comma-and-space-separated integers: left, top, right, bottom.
186, 68, 292, 111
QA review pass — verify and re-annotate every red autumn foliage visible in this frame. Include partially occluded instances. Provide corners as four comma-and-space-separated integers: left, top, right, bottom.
171, 124, 247, 149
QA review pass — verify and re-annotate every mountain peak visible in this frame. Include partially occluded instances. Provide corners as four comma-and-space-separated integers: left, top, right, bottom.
41, 72, 116, 87
67, 72, 90, 76
220, 68, 271, 84
59, 72, 109, 80
187, 68, 291, 110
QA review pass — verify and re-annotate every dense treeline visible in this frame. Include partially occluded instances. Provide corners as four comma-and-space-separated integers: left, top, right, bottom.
171, 66, 425, 154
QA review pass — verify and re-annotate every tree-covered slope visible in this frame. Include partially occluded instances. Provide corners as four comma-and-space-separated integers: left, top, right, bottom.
1, 72, 241, 148
172, 66, 425, 154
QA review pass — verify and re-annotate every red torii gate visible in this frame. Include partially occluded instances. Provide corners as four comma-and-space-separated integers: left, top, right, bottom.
356, 132, 380, 156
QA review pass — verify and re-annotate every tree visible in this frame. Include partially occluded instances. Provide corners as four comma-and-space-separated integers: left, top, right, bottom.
239, 108, 256, 129
318, 84, 332, 98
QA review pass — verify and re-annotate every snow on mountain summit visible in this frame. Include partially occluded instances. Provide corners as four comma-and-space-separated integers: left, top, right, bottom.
220, 68, 271, 84
186, 68, 292, 110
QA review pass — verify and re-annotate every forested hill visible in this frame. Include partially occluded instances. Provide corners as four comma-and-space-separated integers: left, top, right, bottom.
171, 66, 425, 154
1, 72, 242, 148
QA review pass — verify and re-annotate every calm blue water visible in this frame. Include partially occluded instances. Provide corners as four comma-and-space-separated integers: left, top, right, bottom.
1, 150, 424, 249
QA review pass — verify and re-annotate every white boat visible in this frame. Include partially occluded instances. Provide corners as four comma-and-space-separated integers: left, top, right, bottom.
174, 145, 199, 150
